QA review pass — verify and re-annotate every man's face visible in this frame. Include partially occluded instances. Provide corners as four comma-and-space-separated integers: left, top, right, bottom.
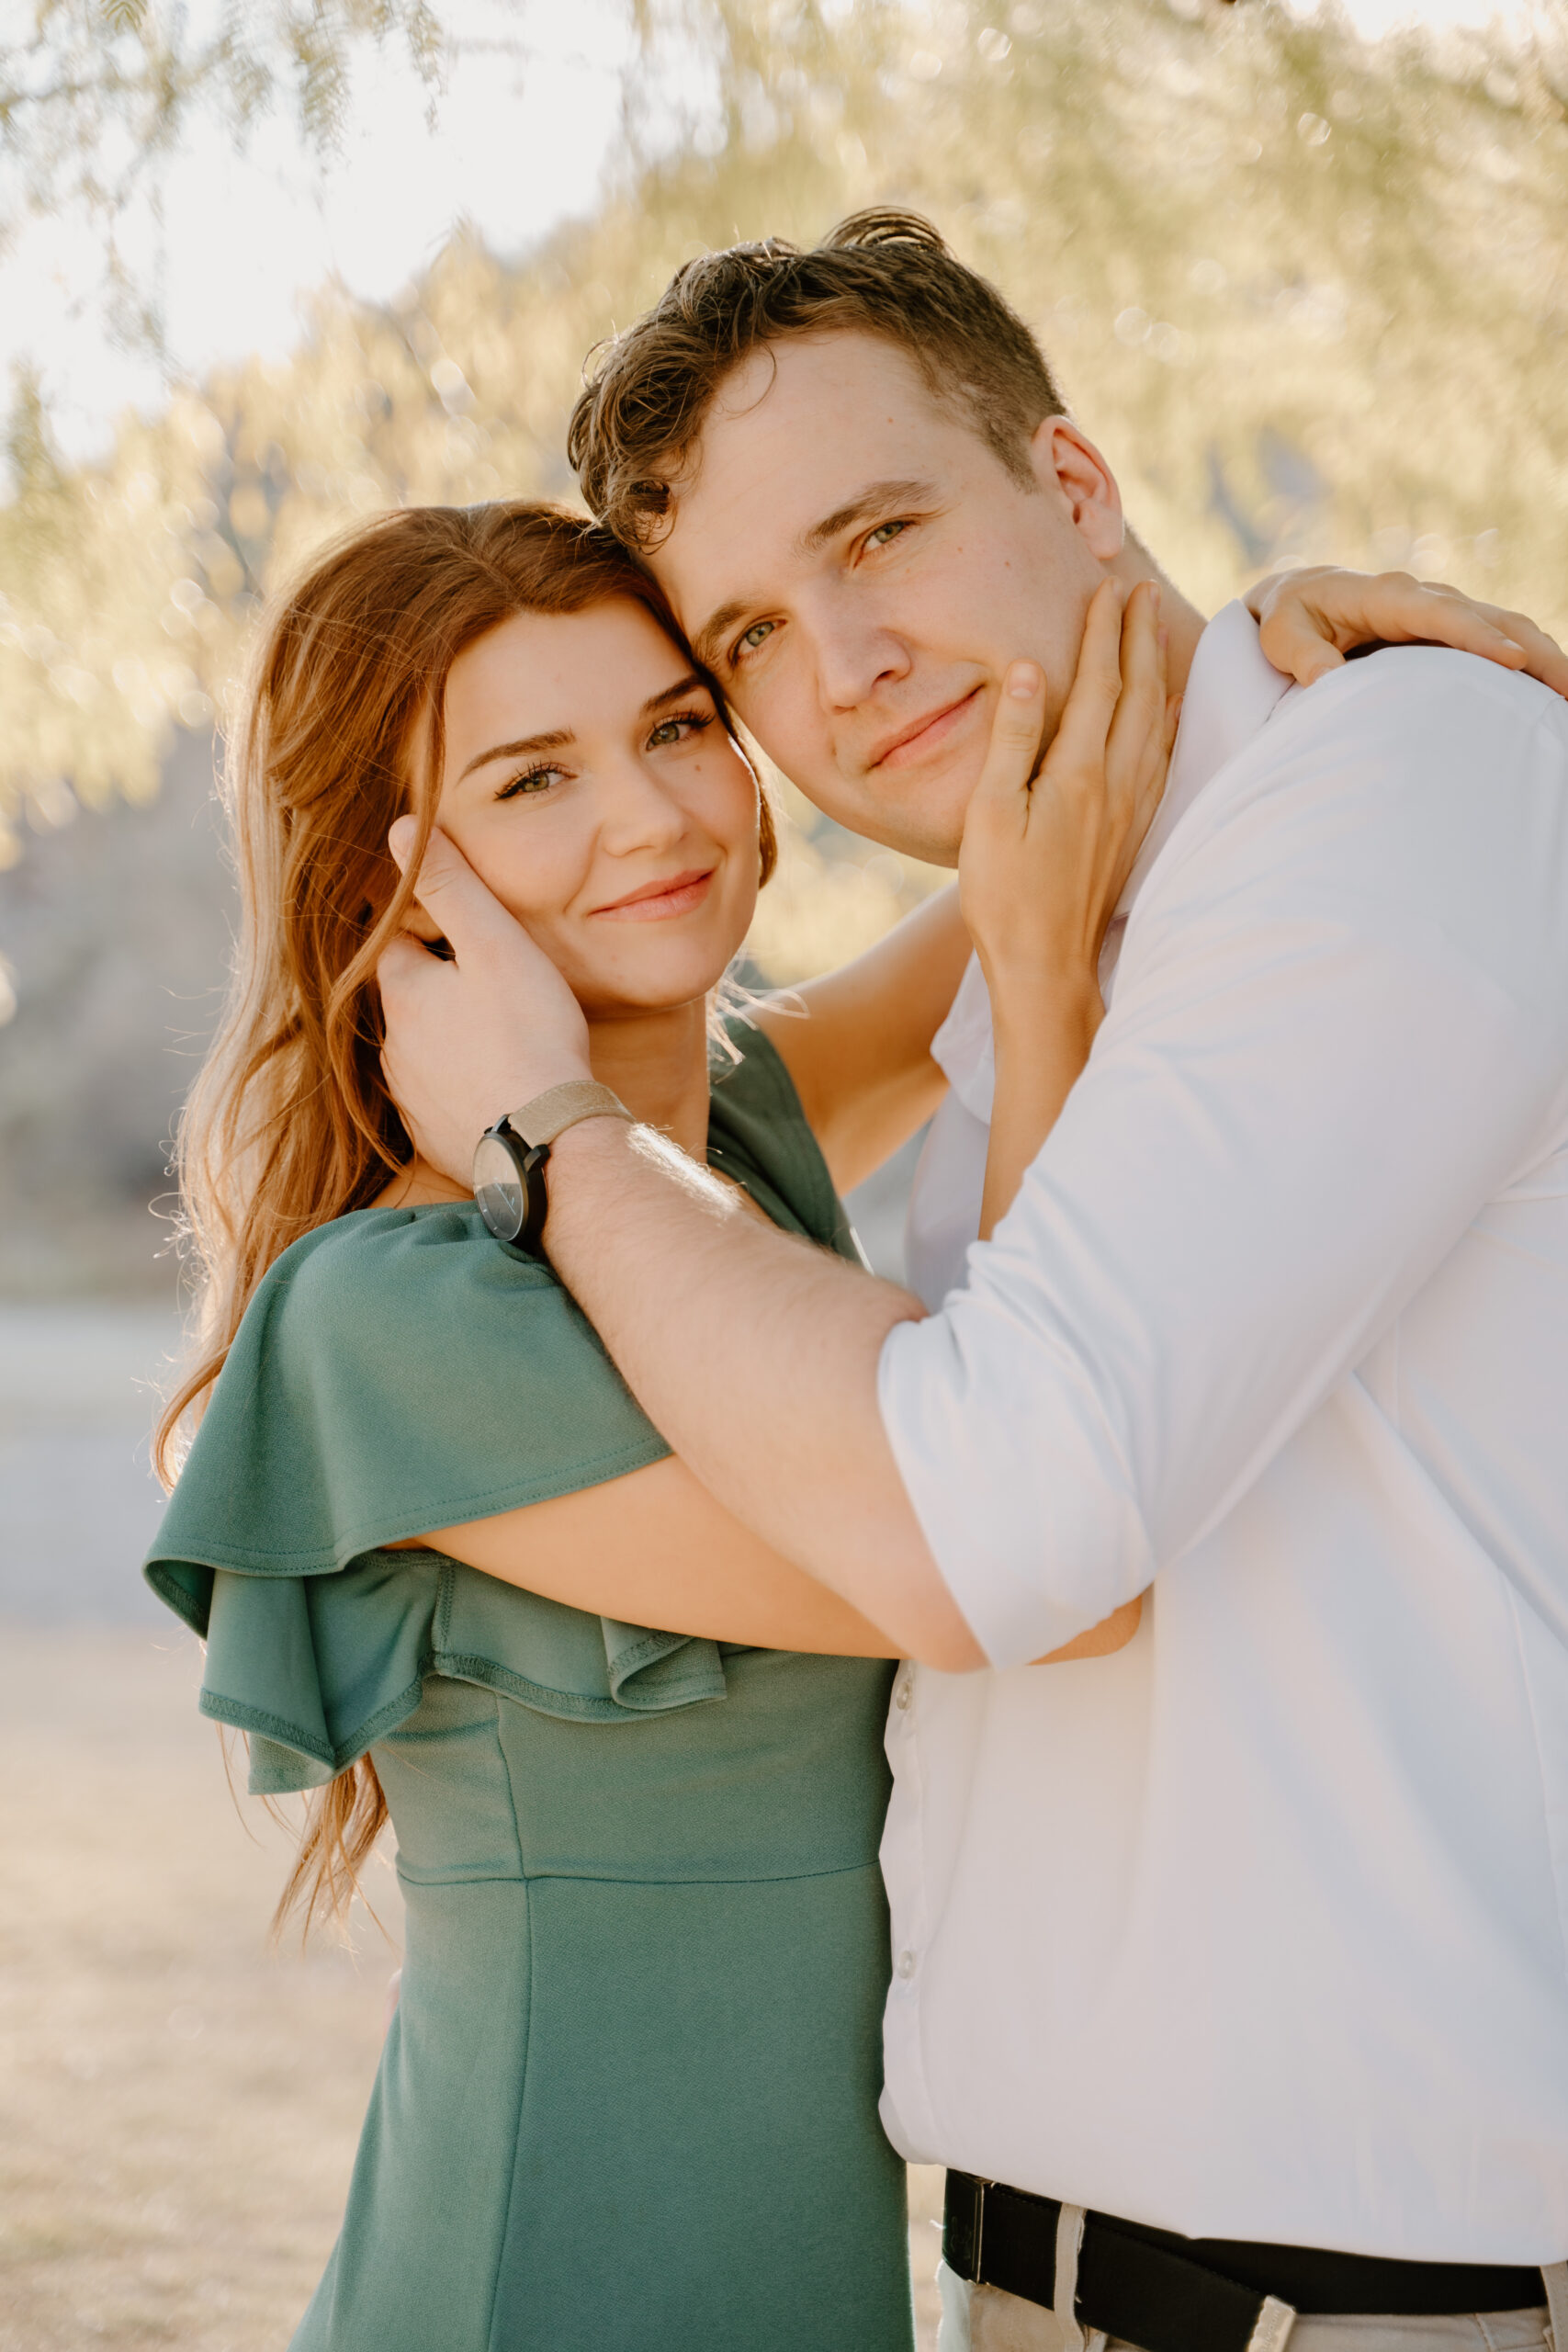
647, 332, 1124, 866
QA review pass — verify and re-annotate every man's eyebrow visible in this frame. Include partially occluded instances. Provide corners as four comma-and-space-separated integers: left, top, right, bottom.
689, 604, 752, 674
797, 477, 939, 556
689, 481, 941, 671
457, 728, 573, 781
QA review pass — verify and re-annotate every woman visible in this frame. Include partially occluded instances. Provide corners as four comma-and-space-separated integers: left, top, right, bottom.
142, 502, 1552, 2351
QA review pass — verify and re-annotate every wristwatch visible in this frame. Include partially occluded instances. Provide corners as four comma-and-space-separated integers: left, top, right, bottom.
472, 1080, 634, 1254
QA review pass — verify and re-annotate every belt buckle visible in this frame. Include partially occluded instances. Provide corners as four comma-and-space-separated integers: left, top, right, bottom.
946, 2173, 992, 2285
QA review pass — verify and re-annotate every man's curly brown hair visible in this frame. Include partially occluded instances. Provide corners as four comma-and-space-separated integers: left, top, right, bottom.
568, 209, 1069, 549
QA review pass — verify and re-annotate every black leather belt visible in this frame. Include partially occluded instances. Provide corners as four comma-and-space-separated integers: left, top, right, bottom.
943, 2172, 1546, 2352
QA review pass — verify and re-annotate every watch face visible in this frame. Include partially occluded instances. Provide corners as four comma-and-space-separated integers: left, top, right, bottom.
473, 1129, 525, 1242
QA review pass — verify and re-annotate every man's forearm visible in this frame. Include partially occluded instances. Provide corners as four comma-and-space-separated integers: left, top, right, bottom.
540, 1116, 984, 1668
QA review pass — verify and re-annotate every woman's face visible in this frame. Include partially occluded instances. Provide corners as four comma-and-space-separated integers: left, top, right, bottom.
430, 597, 761, 1018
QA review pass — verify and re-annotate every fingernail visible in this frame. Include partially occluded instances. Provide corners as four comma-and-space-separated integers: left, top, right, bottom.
1149, 582, 1162, 611
389, 815, 416, 865
1007, 661, 1043, 700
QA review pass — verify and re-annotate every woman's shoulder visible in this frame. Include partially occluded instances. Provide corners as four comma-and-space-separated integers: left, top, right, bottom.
707, 1012, 858, 1261
243, 1196, 634, 1401
257, 1198, 554, 1328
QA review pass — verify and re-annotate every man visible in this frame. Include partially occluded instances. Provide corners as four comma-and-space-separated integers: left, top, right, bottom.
381, 214, 1568, 2350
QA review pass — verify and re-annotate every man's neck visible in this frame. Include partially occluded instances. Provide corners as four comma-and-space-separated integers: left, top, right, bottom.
1107, 540, 1207, 699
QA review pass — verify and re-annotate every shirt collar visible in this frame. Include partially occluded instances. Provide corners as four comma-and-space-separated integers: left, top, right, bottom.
1112, 595, 1296, 917
931, 601, 1295, 1119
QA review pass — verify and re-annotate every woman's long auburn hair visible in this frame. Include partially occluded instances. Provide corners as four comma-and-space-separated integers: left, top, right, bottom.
157, 498, 775, 1939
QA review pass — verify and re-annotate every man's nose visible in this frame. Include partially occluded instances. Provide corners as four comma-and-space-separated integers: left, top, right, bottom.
803, 585, 912, 713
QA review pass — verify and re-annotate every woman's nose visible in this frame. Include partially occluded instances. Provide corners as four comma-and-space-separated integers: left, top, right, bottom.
596, 755, 688, 852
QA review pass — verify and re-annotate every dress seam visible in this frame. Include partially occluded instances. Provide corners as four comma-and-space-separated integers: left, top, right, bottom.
487, 1697, 535, 2352
395, 1857, 886, 1890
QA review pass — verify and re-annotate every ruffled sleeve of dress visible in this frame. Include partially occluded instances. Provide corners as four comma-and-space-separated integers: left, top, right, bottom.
143, 1202, 727, 1794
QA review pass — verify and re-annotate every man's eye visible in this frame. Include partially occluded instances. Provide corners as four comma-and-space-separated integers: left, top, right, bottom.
737, 618, 777, 658
498, 765, 565, 800
866, 520, 908, 550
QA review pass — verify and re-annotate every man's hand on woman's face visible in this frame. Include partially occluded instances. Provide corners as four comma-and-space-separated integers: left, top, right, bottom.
378, 817, 592, 1187
1247, 566, 1568, 697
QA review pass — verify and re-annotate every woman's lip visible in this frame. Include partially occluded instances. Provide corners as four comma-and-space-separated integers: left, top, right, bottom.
872, 685, 985, 771
591, 866, 716, 920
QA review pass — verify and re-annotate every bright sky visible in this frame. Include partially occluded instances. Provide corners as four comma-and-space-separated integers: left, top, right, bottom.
5, 0, 644, 467
1, 0, 1548, 470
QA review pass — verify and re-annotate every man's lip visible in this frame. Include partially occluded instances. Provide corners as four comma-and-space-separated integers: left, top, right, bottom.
866, 685, 985, 772
590, 865, 716, 917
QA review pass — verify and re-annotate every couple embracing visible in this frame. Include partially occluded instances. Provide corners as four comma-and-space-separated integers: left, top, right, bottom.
147, 212, 1568, 2352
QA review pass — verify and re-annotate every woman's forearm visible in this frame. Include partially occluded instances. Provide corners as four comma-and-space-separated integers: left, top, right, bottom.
979, 971, 1103, 1239
413, 1440, 1140, 1667
758, 883, 968, 1193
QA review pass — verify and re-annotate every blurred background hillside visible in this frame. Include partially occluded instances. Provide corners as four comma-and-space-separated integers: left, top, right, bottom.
2, 0, 1565, 1296
0, 5, 1564, 2341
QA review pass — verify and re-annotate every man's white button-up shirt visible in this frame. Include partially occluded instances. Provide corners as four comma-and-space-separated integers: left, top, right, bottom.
877, 605, 1568, 2262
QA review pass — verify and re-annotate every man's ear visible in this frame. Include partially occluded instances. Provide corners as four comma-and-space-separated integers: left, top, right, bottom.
1028, 417, 1125, 563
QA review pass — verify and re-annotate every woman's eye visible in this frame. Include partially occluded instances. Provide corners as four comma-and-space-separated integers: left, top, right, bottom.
498, 765, 565, 801
865, 520, 908, 550
647, 709, 714, 751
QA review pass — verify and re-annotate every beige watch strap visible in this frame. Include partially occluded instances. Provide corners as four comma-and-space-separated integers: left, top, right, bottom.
504, 1080, 634, 1149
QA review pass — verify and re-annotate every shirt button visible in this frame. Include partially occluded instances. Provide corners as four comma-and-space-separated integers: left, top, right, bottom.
897, 1950, 918, 1980
894, 1676, 912, 1712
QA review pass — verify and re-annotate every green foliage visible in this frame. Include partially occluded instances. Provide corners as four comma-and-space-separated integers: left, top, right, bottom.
2, 0, 1565, 978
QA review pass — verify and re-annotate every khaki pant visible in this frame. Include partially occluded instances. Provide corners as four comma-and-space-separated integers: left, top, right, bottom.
938, 2260, 1564, 2352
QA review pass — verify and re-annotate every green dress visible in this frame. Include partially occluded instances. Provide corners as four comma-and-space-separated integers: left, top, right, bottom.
144, 1029, 912, 2352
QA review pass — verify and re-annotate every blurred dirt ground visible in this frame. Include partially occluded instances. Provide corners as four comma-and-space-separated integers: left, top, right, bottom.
0, 1622, 944, 2350
0, 1623, 396, 2351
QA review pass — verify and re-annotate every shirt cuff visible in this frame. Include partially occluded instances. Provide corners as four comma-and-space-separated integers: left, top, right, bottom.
877, 1302, 1154, 1668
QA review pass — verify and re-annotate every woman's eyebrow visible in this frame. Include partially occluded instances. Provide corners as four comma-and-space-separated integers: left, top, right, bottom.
457, 727, 573, 781
641, 672, 706, 715
454, 677, 705, 782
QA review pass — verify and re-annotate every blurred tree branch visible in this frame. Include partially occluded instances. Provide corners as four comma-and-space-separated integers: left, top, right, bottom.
0, 2, 453, 355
